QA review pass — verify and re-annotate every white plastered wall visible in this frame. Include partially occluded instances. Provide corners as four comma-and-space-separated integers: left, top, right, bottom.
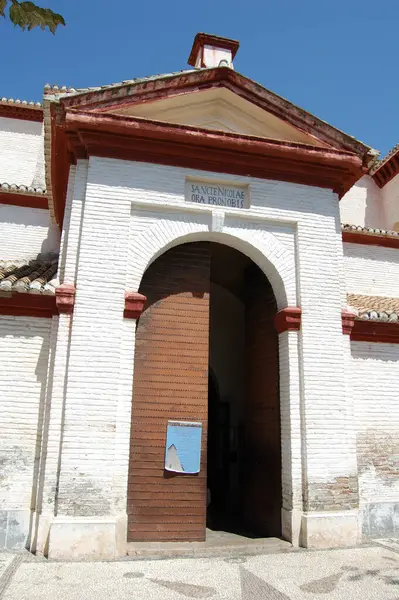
0, 117, 45, 189
382, 174, 399, 231
0, 316, 52, 550
0, 204, 59, 259
352, 342, 399, 538
340, 176, 384, 228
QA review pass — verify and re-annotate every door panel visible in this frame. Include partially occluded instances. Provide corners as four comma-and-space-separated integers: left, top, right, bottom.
128, 243, 211, 542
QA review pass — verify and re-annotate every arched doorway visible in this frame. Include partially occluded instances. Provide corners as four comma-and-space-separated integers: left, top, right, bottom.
127, 241, 281, 542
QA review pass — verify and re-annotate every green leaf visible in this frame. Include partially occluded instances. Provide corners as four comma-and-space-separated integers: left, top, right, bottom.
8, 2, 65, 32
0, 0, 7, 18
9, 2, 29, 29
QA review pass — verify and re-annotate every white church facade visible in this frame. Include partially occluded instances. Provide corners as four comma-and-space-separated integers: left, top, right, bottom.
0, 33, 398, 558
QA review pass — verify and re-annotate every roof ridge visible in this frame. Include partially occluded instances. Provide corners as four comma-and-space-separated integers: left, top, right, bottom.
43, 69, 202, 98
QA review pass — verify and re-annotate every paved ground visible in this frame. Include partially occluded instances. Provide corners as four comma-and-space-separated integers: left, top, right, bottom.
0, 543, 398, 599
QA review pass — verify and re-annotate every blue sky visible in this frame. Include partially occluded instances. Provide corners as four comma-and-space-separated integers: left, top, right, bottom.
1, 0, 398, 157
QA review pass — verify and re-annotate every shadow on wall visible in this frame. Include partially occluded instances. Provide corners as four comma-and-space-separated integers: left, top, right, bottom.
0, 203, 60, 258
341, 176, 385, 228
0, 322, 51, 551
361, 177, 385, 228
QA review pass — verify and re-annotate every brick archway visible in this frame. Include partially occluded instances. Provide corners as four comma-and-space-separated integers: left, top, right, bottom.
126, 219, 295, 310
127, 241, 281, 542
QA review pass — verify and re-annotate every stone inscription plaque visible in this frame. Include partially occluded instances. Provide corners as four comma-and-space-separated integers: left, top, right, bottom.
185, 178, 249, 209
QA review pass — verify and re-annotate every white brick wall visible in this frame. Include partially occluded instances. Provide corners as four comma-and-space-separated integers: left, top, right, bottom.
49, 156, 358, 544
340, 176, 384, 228
0, 117, 45, 188
344, 242, 399, 298
352, 342, 399, 505
0, 204, 59, 259
0, 316, 51, 509
0, 316, 51, 548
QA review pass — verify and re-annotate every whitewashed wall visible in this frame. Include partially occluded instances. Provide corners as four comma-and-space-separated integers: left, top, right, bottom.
0, 204, 59, 259
344, 242, 399, 298
352, 342, 399, 537
0, 117, 45, 189
382, 174, 399, 231
0, 316, 52, 549
340, 176, 384, 228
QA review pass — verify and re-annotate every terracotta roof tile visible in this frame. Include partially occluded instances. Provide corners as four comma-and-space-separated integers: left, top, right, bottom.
0, 182, 46, 195
347, 293, 399, 322
0, 253, 58, 295
0, 97, 42, 108
342, 223, 399, 239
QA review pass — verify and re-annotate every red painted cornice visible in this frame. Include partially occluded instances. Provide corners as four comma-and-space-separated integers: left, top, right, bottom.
0, 103, 43, 122
0, 285, 76, 318
0, 191, 48, 210
350, 319, 399, 343
124, 291, 147, 319
341, 310, 399, 342
274, 307, 302, 333
49, 109, 364, 229
0, 293, 57, 318
342, 231, 399, 249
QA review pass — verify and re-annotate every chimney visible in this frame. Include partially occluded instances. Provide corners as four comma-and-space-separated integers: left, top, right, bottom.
188, 33, 239, 70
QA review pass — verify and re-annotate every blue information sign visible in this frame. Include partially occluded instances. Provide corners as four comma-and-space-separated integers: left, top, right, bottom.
165, 421, 202, 474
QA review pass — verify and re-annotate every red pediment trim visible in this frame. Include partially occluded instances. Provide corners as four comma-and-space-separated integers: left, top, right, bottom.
59, 68, 372, 160
60, 109, 362, 204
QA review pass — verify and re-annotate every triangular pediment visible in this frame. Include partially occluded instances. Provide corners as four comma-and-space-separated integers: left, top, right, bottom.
105, 88, 329, 147
57, 67, 375, 160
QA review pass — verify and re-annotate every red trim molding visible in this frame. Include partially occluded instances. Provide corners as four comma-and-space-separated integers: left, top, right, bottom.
274, 307, 302, 334
342, 311, 356, 335
342, 231, 399, 249
124, 291, 147, 319
56, 284, 76, 314
49, 66, 373, 226
0, 293, 57, 318
351, 319, 399, 343
0, 192, 48, 210
58, 110, 362, 213
0, 103, 43, 122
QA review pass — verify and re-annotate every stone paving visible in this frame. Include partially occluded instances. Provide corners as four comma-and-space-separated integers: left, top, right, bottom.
0, 545, 398, 599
